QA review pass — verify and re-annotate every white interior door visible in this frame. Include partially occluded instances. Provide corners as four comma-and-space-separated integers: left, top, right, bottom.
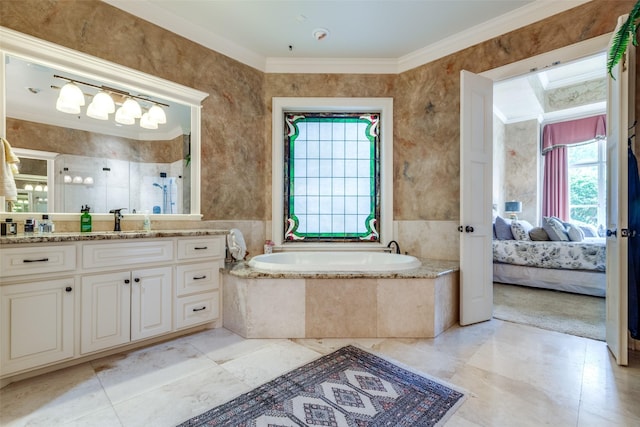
605, 15, 634, 366
460, 70, 494, 325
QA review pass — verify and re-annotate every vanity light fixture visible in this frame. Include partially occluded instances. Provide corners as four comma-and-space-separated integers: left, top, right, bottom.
53, 75, 168, 129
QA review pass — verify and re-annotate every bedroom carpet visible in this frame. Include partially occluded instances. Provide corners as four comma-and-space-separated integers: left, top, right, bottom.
493, 282, 605, 341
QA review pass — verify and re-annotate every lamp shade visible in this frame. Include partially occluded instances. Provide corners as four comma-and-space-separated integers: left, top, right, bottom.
86, 101, 109, 120
148, 105, 167, 124
505, 201, 522, 213
58, 82, 85, 106
140, 112, 158, 129
122, 98, 142, 118
115, 106, 135, 125
91, 91, 116, 113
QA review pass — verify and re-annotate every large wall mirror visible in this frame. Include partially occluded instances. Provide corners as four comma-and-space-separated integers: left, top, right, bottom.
0, 27, 208, 217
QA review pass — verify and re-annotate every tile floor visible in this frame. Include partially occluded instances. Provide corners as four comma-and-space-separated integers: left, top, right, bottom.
1, 320, 639, 426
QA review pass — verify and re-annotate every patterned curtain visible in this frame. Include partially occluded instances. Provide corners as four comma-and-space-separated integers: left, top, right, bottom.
541, 114, 606, 220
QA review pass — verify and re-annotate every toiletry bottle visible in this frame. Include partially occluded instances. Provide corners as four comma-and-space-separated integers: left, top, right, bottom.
80, 205, 92, 232
40, 214, 51, 233
143, 210, 151, 232
24, 218, 35, 234
1, 218, 17, 235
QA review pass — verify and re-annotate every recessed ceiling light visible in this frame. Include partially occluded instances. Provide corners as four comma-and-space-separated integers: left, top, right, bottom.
313, 28, 329, 41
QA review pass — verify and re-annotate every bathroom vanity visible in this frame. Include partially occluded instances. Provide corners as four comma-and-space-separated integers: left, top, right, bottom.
0, 230, 227, 388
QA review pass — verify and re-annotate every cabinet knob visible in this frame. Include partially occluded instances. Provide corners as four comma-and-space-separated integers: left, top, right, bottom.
65, 286, 72, 292
134, 278, 140, 283
124, 279, 130, 284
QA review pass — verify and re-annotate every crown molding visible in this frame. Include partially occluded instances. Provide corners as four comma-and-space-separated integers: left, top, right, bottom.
105, 0, 591, 75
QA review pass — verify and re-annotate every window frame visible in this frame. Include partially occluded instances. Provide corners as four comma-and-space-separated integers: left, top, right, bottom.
567, 138, 607, 228
271, 97, 393, 250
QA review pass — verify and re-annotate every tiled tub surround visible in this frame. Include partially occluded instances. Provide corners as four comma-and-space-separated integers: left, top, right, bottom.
223, 259, 459, 339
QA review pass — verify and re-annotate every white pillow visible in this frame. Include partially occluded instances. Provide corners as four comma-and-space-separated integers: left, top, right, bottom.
566, 223, 585, 242
543, 216, 569, 241
511, 220, 533, 240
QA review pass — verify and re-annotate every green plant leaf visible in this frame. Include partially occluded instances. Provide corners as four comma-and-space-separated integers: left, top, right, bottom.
608, 1, 640, 78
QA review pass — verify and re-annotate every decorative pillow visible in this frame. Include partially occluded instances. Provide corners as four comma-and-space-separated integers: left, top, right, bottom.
579, 224, 598, 237
494, 216, 514, 240
529, 227, 550, 241
566, 223, 585, 242
543, 216, 569, 241
510, 220, 533, 240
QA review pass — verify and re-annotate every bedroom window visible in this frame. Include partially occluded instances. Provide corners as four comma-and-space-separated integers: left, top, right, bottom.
271, 97, 393, 248
284, 113, 380, 241
567, 139, 606, 228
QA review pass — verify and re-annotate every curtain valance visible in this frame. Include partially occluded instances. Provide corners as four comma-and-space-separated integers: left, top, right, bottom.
541, 114, 606, 154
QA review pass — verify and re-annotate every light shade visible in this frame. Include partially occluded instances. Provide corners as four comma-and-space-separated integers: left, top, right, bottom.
56, 96, 81, 114
122, 98, 142, 118
92, 91, 115, 113
505, 201, 522, 213
115, 106, 135, 125
58, 82, 85, 106
140, 112, 158, 129
148, 105, 167, 124
86, 101, 109, 120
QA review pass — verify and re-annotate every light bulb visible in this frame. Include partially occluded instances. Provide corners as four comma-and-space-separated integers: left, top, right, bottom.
140, 112, 158, 129
148, 105, 166, 124
73, 176, 83, 184
83, 177, 94, 185
64, 175, 72, 183
115, 106, 135, 125
122, 98, 142, 118
24, 184, 34, 191
34, 185, 43, 192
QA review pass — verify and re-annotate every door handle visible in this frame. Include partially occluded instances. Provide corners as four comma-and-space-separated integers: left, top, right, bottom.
606, 229, 617, 237
465, 226, 474, 233
458, 226, 464, 232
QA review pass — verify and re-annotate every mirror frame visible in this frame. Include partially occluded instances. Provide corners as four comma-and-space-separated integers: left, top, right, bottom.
0, 26, 209, 219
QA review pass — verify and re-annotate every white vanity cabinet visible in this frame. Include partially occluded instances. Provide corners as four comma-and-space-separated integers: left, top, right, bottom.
80, 266, 172, 354
0, 278, 75, 375
0, 231, 227, 386
0, 244, 77, 376
175, 237, 225, 329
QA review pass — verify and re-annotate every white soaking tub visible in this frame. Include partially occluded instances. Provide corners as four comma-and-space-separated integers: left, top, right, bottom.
248, 251, 421, 272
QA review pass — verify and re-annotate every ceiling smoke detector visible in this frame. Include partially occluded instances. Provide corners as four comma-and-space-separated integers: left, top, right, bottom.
312, 28, 329, 41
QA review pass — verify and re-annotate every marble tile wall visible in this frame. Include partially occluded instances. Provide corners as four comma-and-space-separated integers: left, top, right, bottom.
0, 0, 636, 251
503, 119, 540, 225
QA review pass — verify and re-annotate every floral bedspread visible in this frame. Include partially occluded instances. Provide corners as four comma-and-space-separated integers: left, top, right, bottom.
492, 238, 606, 271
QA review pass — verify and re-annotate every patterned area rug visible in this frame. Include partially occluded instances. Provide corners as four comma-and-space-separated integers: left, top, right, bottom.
177, 345, 466, 427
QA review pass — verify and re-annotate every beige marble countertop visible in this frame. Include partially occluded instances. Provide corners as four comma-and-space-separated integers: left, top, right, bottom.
0, 229, 229, 245
224, 257, 459, 279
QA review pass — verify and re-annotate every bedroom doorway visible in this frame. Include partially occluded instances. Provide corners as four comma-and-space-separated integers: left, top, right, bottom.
486, 36, 610, 340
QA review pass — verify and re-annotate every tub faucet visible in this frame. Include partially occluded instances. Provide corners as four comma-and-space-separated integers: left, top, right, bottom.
108, 208, 126, 231
386, 240, 400, 254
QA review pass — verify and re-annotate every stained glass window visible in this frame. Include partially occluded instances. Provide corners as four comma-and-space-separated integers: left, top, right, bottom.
283, 113, 380, 242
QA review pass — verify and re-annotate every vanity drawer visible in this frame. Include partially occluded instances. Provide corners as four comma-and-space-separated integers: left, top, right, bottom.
177, 237, 225, 260
82, 240, 174, 269
175, 260, 223, 296
175, 291, 219, 329
0, 245, 76, 278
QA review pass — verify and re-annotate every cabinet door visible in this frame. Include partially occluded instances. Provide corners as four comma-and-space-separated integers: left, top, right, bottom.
81, 271, 131, 354
1, 278, 75, 375
130, 267, 172, 341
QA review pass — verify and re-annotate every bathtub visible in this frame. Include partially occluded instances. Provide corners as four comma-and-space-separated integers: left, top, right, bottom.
247, 251, 421, 272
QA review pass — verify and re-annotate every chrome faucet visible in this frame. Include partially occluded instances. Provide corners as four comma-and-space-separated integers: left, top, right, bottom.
386, 240, 401, 254
108, 208, 126, 231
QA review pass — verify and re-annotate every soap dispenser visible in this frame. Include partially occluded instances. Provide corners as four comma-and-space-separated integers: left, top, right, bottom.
80, 205, 92, 232
143, 210, 151, 232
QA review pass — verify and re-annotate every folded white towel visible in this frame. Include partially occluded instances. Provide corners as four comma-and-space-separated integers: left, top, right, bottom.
0, 138, 20, 201
227, 228, 247, 261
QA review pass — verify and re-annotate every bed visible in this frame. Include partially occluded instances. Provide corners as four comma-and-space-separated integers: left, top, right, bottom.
492, 237, 606, 297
